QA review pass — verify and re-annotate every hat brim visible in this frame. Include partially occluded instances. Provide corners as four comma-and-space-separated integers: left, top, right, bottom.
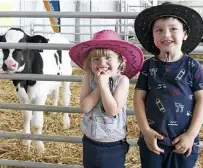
134, 4, 203, 55
69, 40, 144, 79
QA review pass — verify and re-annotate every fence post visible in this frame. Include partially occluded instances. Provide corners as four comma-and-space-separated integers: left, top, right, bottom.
75, 1, 81, 42
30, 22, 34, 35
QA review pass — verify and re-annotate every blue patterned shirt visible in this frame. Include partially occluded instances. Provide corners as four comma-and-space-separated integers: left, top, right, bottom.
135, 54, 203, 153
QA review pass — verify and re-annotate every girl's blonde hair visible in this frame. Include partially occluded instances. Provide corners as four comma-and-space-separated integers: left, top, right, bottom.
83, 49, 125, 72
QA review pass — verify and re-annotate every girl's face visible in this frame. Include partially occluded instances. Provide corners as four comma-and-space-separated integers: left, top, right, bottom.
152, 17, 187, 56
90, 50, 122, 77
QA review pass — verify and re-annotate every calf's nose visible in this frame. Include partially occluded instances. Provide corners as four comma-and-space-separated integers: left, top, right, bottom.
5, 60, 17, 70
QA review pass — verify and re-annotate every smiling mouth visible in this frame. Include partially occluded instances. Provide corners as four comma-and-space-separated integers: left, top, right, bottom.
162, 41, 173, 45
98, 67, 110, 71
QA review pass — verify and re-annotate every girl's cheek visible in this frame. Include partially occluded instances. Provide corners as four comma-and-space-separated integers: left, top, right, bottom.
91, 66, 97, 74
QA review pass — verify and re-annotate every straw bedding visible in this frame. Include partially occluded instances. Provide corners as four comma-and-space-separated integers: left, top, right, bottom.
0, 68, 202, 168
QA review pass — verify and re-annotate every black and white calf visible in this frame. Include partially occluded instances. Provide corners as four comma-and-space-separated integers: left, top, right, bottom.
0, 28, 72, 152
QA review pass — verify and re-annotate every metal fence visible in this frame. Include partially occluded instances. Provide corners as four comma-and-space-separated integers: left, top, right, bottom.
0, 11, 203, 168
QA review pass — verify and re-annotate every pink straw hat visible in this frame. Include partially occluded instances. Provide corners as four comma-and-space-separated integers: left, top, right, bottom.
69, 30, 144, 79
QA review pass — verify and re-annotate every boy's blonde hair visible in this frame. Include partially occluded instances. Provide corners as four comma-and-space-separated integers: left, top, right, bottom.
83, 49, 125, 72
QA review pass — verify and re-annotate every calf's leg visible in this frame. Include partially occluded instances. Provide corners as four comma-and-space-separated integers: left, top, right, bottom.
16, 86, 32, 148
62, 81, 71, 129
31, 95, 47, 153
51, 88, 59, 114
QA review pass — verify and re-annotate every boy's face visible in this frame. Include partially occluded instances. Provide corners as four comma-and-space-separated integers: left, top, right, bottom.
152, 17, 187, 55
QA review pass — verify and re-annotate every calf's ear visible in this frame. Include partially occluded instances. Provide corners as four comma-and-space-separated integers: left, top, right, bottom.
27, 35, 48, 43
0, 35, 4, 42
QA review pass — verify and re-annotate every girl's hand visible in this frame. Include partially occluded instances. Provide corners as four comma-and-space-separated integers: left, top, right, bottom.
96, 69, 111, 87
142, 128, 164, 155
172, 132, 195, 157
93, 69, 105, 85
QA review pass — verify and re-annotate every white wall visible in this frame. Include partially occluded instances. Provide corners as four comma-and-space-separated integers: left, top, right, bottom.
60, 0, 79, 42
0, 0, 16, 34
79, 1, 117, 41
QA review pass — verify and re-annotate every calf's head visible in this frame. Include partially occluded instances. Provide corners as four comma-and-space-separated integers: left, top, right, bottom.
0, 28, 48, 73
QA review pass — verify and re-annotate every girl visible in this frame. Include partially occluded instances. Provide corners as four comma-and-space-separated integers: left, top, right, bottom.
69, 30, 144, 168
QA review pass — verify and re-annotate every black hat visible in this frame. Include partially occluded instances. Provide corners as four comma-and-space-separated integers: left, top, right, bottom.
134, 2, 203, 55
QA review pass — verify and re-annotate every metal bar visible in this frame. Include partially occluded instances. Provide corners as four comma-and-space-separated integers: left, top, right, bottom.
89, 0, 92, 39
75, 1, 81, 42
0, 24, 30, 28
0, 103, 135, 115
33, 24, 134, 27
0, 42, 203, 54
0, 132, 203, 148
0, 73, 138, 84
144, 55, 203, 62
0, 103, 80, 113
34, 31, 134, 37
0, 42, 73, 50
0, 159, 83, 168
0, 73, 81, 82
130, 5, 203, 8
0, 11, 140, 19
0, 132, 82, 143
0, 131, 138, 146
